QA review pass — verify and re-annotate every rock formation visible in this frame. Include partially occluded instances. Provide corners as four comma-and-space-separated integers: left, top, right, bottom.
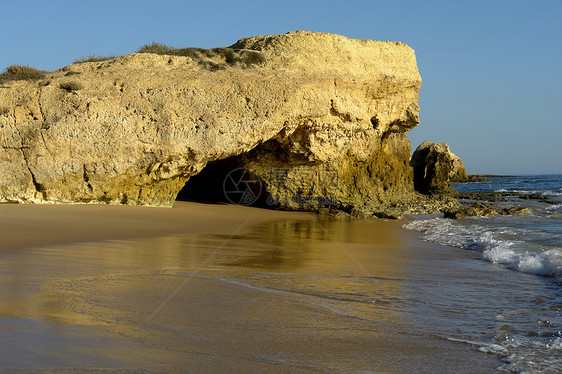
444, 203, 532, 219
410, 140, 468, 195
0, 31, 454, 215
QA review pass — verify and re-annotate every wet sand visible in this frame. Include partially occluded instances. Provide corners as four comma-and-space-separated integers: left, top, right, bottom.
0, 202, 501, 373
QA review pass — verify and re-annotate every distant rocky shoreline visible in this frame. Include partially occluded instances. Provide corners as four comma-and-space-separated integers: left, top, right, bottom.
456, 191, 558, 204
443, 187, 559, 219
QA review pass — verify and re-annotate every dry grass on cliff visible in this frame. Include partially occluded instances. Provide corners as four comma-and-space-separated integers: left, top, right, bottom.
137, 41, 265, 69
60, 81, 84, 91
0, 64, 47, 83
137, 42, 175, 55
74, 54, 116, 63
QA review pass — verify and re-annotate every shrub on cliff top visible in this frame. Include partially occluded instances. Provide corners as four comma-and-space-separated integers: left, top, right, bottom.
239, 50, 266, 67
137, 42, 265, 69
138, 41, 175, 55
60, 81, 84, 91
74, 54, 116, 63
0, 64, 46, 83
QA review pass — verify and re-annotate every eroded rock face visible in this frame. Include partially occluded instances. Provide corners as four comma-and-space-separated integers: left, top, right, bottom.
410, 140, 468, 195
0, 31, 444, 213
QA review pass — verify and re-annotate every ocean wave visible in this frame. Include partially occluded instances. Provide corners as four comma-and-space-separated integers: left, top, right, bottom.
479, 232, 562, 278
448, 336, 562, 373
539, 189, 561, 197
494, 188, 562, 197
545, 204, 562, 212
403, 218, 562, 281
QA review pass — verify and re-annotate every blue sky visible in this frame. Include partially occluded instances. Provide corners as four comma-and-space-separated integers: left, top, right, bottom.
1, 0, 560, 174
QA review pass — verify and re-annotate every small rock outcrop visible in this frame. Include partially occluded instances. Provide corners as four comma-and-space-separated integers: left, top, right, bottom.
444, 203, 532, 219
0, 31, 454, 215
410, 140, 467, 195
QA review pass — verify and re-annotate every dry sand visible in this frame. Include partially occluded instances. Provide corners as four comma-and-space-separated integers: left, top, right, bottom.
0, 202, 500, 373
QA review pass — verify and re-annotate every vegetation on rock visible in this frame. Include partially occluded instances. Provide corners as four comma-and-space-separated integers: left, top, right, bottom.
60, 81, 84, 91
0, 64, 46, 84
137, 41, 266, 69
74, 54, 116, 63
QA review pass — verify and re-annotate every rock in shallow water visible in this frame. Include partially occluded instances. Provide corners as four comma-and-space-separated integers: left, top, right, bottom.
444, 203, 532, 219
410, 140, 468, 195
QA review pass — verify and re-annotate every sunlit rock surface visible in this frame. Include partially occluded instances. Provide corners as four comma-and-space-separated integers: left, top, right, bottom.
0, 31, 455, 214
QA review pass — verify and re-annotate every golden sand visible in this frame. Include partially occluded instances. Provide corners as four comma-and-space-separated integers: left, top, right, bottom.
0, 202, 498, 372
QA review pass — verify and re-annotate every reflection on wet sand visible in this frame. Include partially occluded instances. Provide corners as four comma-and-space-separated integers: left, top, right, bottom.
0, 203, 499, 372
1, 218, 406, 321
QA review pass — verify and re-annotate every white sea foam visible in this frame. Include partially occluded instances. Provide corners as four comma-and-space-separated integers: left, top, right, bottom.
448, 336, 562, 373
545, 204, 562, 212
494, 188, 562, 197
403, 218, 562, 281
495, 337, 562, 373
480, 233, 562, 277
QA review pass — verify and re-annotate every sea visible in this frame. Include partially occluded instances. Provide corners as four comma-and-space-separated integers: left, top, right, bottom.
404, 174, 562, 373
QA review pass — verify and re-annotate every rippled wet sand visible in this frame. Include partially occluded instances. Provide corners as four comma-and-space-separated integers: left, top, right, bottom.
0, 202, 501, 372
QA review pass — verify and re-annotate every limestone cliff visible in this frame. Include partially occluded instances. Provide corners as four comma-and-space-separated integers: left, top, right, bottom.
0, 31, 450, 214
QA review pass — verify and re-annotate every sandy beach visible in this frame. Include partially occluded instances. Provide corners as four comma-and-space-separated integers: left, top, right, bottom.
0, 202, 502, 373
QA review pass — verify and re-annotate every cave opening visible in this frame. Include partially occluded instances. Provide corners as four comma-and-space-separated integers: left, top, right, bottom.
175, 156, 270, 207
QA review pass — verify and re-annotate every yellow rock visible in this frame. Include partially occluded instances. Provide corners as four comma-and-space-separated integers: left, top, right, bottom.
0, 31, 444, 214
